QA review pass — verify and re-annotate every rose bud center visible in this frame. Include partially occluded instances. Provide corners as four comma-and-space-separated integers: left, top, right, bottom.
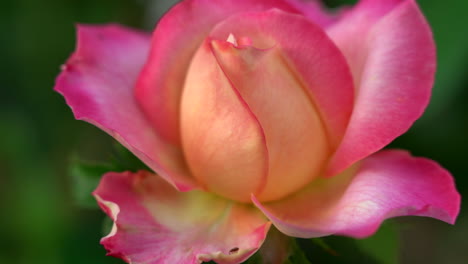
180, 33, 330, 203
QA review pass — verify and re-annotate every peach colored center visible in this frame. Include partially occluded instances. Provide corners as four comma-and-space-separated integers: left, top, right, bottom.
180, 34, 330, 203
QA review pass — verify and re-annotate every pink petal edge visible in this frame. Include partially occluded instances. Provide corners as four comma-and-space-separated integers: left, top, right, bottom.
253, 150, 460, 238
54, 24, 198, 191
326, 0, 436, 176
94, 171, 271, 264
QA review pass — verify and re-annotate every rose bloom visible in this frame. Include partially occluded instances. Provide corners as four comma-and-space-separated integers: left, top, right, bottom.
55, 0, 460, 263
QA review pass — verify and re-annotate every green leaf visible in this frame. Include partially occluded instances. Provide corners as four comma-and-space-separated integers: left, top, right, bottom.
70, 158, 115, 209
101, 216, 114, 237
354, 223, 399, 264
284, 239, 312, 264
69, 142, 149, 209
311, 238, 338, 256
108, 141, 150, 172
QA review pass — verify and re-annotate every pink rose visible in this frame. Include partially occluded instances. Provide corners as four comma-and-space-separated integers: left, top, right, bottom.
55, 0, 460, 263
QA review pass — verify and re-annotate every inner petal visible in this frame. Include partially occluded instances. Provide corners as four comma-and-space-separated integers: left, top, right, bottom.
211, 40, 330, 202
180, 39, 268, 203
209, 9, 354, 150
226, 33, 238, 46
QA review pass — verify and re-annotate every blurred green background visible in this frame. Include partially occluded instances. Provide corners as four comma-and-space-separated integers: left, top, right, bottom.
0, 0, 466, 263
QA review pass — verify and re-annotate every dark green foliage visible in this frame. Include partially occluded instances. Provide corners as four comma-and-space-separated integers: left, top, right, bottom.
284, 239, 312, 264
70, 142, 149, 209
70, 159, 115, 209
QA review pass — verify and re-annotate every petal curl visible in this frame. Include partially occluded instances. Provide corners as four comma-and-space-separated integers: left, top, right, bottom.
135, 0, 300, 146
94, 171, 270, 264
253, 150, 460, 238
327, 0, 405, 83
54, 25, 197, 191
326, 0, 436, 175
210, 41, 329, 202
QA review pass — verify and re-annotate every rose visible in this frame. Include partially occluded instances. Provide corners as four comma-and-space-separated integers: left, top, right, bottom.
55, 0, 460, 263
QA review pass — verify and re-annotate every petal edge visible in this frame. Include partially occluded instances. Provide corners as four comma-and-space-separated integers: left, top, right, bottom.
54, 24, 198, 191
253, 150, 460, 238
94, 171, 271, 264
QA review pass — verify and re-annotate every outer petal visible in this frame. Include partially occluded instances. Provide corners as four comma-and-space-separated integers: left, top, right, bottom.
326, 0, 436, 175
94, 171, 270, 264
135, 0, 300, 145
327, 0, 404, 84
54, 25, 197, 191
253, 150, 460, 238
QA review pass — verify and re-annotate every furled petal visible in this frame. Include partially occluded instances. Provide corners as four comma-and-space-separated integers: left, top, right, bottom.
209, 40, 329, 202
253, 150, 460, 238
94, 171, 270, 264
180, 39, 268, 203
135, 0, 300, 146
55, 25, 197, 191
326, 0, 436, 176
209, 8, 354, 149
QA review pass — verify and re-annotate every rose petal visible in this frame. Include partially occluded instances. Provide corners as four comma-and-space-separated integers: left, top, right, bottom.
210, 40, 329, 202
180, 39, 268, 203
55, 25, 197, 191
326, 0, 436, 176
135, 0, 300, 146
209, 8, 354, 149
94, 171, 271, 264
253, 150, 460, 238
327, 0, 404, 84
